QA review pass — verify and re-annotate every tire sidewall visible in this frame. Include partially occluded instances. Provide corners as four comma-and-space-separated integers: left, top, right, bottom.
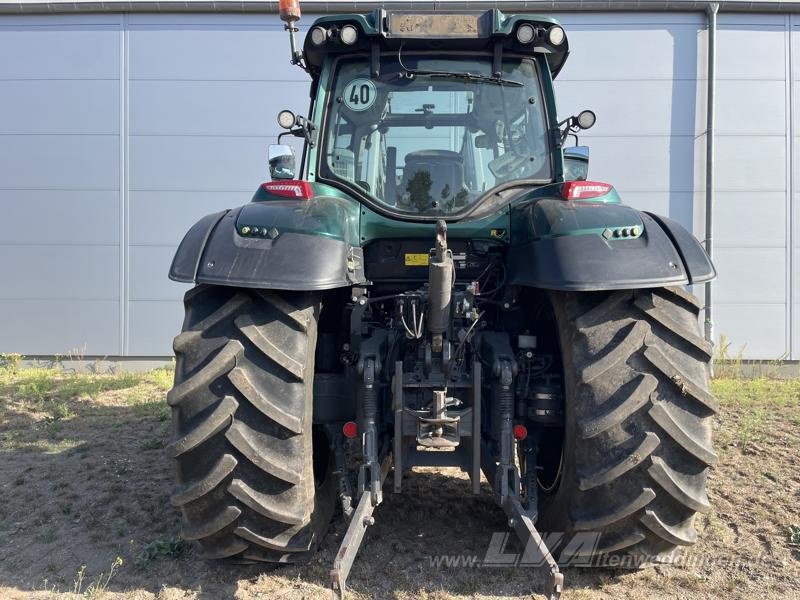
537, 291, 579, 534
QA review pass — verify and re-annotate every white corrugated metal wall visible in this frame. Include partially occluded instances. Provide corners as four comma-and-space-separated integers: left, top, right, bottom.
0, 8, 793, 358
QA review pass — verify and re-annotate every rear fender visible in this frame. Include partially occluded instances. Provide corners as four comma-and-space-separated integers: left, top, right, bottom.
507, 195, 715, 291
169, 198, 366, 291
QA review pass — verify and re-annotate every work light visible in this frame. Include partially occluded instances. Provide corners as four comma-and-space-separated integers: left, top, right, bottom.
576, 110, 596, 129
548, 25, 565, 46
516, 23, 535, 44
277, 110, 296, 129
340, 24, 358, 45
310, 26, 328, 45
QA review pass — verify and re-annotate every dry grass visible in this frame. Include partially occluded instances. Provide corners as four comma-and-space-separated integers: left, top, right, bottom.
0, 360, 797, 600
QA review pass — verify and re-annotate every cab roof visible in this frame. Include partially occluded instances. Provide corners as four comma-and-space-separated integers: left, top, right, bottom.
302, 10, 569, 79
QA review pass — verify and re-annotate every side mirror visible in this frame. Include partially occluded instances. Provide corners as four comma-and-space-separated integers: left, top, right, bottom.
268, 144, 296, 180
563, 146, 590, 181
474, 134, 492, 149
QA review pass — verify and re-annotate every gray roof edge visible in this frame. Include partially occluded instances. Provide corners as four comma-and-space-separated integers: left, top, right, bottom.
0, 0, 797, 15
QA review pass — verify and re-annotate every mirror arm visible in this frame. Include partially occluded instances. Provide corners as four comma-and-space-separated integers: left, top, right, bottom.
277, 119, 317, 148
277, 130, 294, 144
557, 116, 577, 145
296, 116, 317, 148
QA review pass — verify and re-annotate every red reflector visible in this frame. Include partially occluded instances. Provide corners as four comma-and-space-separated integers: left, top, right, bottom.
261, 180, 313, 199
513, 424, 528, 441
561, 180, 613, 200
342, 421, 358, 439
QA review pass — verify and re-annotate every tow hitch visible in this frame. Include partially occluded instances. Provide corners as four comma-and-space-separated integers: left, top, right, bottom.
503, 494, 564, 600
328, 451, 564, 600
330, 454, 391, 600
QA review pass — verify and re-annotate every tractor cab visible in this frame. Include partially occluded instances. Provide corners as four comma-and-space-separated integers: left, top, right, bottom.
320, 54, 550, 216
271, 5, 598, 221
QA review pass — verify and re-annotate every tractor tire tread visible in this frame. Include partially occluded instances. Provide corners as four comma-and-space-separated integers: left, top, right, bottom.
544, 287, 715, 562
168, 286, 333, 562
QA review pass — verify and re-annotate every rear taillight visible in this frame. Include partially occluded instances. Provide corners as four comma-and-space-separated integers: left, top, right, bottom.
261, 180, 313, 199
561, 181, 613, 200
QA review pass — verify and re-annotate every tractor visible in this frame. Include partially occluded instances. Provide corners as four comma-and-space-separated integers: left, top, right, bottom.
167, 3, 717, 598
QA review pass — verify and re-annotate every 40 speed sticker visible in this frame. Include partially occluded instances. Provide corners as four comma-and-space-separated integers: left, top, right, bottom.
342, 78, 377, 111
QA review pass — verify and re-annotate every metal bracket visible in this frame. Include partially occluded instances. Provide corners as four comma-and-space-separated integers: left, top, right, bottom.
333, 433, 354, 519
393, 360, 482, 494
393, 360, 404, 493
492, 39, 503, 77
371, 40, 381, 78
357, 358, 382, 505
470, 361, 481, 494
330, 454, 391, 600
503, 494, 564, 600
349, 291, 368, 353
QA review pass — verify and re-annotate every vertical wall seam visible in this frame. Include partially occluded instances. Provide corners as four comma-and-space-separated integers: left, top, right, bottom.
122, 14, 130, 356
787, 14, 794, 360
118, 15, 126, 357
703, 4, 717, 347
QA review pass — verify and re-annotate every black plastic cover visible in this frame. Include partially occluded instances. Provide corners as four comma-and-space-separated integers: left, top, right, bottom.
169, 210, 229, 282
645, 212, 716, 284
169, 207, 365, 291
508, 212, 693, 291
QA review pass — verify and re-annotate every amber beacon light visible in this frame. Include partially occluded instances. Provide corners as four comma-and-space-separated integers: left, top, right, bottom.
279, 0, 301, 23
279, 0, 304, 66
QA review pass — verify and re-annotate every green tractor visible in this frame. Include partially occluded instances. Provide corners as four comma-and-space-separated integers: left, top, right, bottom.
167, 4, 717, 598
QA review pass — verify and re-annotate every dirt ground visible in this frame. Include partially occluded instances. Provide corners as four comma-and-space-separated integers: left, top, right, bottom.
0, 363, 798, 600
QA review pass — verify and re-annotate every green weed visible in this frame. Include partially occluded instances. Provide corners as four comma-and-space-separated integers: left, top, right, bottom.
789, 524, 800, 545
142, 436, 163, 451
0, 353, 23, 373
713, 334, 745, 378
71, 556, 124, 597
146, 365, 175, 392
737, 408, 764, 451
712, 378, 800, 408
135, 538, 185, 569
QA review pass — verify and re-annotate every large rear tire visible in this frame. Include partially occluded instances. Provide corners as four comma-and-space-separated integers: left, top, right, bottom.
167, 285, 336, 562
541, 287, 716, 564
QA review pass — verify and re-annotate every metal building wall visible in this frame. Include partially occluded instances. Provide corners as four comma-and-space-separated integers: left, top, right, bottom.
0, 10, 792, 358
556, 12, 793, 359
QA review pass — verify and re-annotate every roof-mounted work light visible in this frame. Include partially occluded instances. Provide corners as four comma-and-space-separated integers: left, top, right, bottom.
548, 25, 566, 46
340, 24, 359, 45
516, 23, 535, 44
309, 26, 328, 46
